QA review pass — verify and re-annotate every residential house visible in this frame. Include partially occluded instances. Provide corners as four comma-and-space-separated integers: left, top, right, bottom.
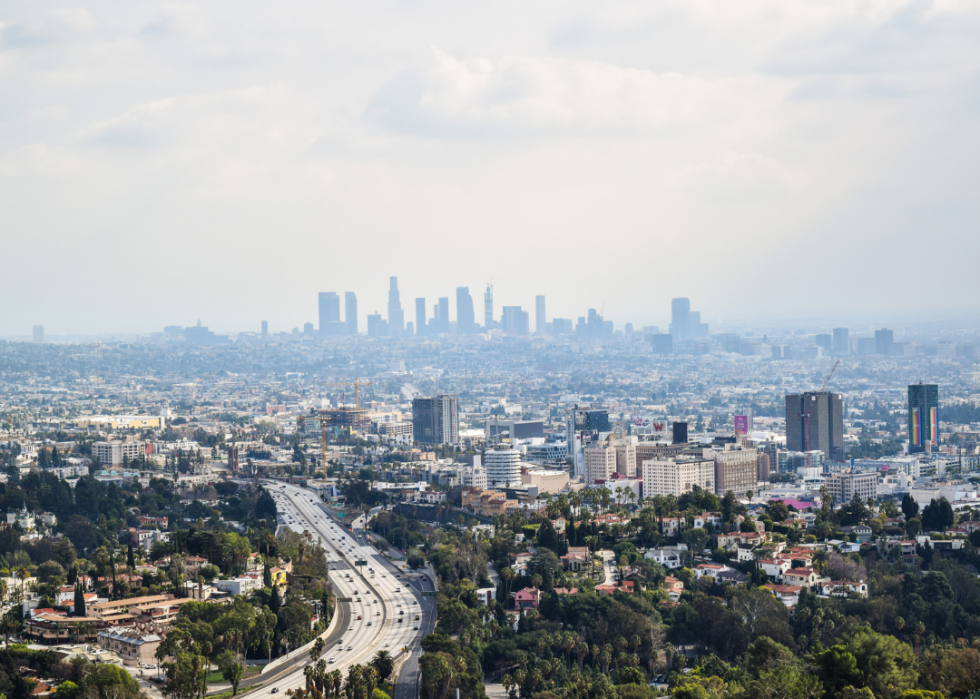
97, 624, 166, 665
514, 587, 542, 611
764, 584, 803, 607
694, 563, 730, 580
664, 576, 684, 601
782, 567, 821, 588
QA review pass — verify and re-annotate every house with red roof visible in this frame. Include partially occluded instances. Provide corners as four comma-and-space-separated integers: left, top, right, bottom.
513, 587, 542, 611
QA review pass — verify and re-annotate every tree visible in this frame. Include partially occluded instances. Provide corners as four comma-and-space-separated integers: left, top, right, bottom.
371, 651, 395, 681
217, 650, 246, 696
744, 665, 822, 699
74, 580, 86, 617
902, 494, 919, 520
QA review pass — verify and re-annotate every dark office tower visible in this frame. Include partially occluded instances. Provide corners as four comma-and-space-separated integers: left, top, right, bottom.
388, 277, 404, 338
345, 292, 358, 335
670, 297, 691, 339
484, 284, 494, 330
415, 298, 427, 337
672, 421, 688, 444
261, 321, 268, 339
875, 328, 894, 355
535, 295, 546, 335
318, 292, 341, 335
785, 392, 845, 461
815, 334, 832, 352
456, 287, 475, 333
833, 327, 849, 354
412, 394, 460, 445
908, 383, 940, 454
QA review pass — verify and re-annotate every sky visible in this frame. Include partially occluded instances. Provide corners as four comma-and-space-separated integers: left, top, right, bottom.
1, 0, 979, 336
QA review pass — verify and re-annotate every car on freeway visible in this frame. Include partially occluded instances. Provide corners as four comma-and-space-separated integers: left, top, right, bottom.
347, 646, 353, 651
271, 689, 279, 694
328, 658, 336, 663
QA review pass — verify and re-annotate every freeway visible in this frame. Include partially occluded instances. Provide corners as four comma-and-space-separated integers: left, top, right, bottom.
256, 483, 433, 698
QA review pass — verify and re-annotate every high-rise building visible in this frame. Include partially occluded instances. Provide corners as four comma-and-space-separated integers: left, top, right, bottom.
615, 442, 637, 477
641, 457, 715, 498
412, 394, 459, 445
584, 440, 617, 485
483, 445, 521, 487
785, 392, 845, 461
484, 284, 494, 330
415, 298, 426, 337
672, 421, 688, 444
261, 321, 268, 339
875, 328, 894, 355
501, 306, 529, 336
32, 325, 44, 344
670, 298, 691, 339
815, 334, 832, 352
908, 383, 939, 454
388, 277, 404, 338
833, 328, 850, 354
456, 287, 475, 333
535, 296, 546, 335
345, 292, 358, 335
367, 313, 388, 338
318, 292, 341, 335
711, 446, 759, 497
826, 469, 877, 505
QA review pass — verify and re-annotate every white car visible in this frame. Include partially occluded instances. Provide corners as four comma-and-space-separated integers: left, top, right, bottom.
328, 657, 336, 663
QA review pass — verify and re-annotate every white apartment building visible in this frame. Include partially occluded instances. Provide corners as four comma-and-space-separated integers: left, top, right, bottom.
92, 440, 146, 466
641, 457, 715, 498
584, 440, 617, 485
826, 468, 877, 504
484, 445, 522, 487
462, 464, 487, 490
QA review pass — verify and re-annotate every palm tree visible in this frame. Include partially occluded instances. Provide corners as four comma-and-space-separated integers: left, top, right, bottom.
17, 566, 31, 602
370, 650, 394, 681
0, 616, 16, 647
361, 665, 377, 699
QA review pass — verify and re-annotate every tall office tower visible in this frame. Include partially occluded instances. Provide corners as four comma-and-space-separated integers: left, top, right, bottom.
456, 287, 475, 333
484, 284, 494, 330
535, 295, 546, 335
367, 313, 388, 338
318, 292, 341, 335
875, 328, 894, 355
32, 325, 44, 343
483, 445, 522, 487
345, 292, 358, 335
833, 327, 850, 354
501, 306, 530, 336
412, 394, 460, 445
815, 334, 832, 352
785, 392, 845, 461
415, 298, 427, 336
908, 383, 940, 454
670, 297, 691, 339
388, 277, 404, 337
672, 421, 688, 444
261, 321, 268, 339
427, 297, 450, 334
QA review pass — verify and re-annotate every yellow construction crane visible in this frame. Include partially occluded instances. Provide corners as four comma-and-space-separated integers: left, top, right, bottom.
326, 379, 373, 409
312, 379, 374, 481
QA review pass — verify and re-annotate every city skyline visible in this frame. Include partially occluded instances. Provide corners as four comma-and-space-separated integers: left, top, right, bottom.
2, 2, 980, 335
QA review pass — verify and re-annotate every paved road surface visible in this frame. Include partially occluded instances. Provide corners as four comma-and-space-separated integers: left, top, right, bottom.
246, 484, 430, 698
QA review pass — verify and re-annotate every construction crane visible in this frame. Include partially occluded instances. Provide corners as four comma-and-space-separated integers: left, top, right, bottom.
312, 379, 374, 481
326, 378, 373, 409
802, 359, 842, 453
818, 359, 841, 393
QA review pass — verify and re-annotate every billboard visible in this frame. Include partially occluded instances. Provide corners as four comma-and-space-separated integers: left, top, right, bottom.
734, 415, 749, 436
631, 416, 667, 434
911, 408, 921, 447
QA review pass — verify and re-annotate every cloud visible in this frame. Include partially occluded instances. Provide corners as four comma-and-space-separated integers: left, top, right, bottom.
367, 48, 788, 138
0, 8, 95, 48
141, 3, 207, 37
